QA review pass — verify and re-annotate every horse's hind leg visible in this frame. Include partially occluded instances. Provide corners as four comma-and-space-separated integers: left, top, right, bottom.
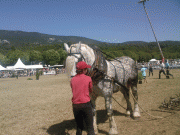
131, 84, 141, 118
121, 87, 133, 116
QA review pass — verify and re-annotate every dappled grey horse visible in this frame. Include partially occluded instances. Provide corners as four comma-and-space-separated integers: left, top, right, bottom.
64, 42, 140, 134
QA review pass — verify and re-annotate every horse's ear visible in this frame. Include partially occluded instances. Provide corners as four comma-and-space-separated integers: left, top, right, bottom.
64, 43, 70, 53
76, 41, 81, 53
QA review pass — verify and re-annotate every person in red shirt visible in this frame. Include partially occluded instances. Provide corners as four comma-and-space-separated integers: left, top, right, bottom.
71, 61, 95, 135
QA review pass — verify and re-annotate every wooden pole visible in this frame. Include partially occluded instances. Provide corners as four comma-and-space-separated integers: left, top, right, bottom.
141, 1, 164, 62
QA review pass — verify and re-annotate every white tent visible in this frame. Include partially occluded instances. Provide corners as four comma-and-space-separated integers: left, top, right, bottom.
13, 58, 26, 69
6, 66, 24, 70
6, 58, 43, 70
26, 65, 43, 69
149, 59, 157, 62
6, 66, 15, 70
0, 65, 6, 70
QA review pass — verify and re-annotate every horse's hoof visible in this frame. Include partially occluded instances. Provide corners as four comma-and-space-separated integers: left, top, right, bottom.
126, 110, 131, 116
109, 128, 118, 135
94, 129, 99, 135
95, 131, 99, 135
133, 112, 141, 117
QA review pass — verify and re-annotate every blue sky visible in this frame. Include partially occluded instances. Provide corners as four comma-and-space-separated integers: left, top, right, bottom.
0, 0, 179, 43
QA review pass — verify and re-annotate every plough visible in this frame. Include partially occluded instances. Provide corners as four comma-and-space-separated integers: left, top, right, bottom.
160, 94, 180, 110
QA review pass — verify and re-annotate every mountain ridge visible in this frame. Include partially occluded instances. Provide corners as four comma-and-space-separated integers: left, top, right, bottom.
0, 30, 179, 47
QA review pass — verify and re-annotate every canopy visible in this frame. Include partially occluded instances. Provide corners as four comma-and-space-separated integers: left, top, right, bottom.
52, 65, 64, 67
0, 65, 6, 70
13, 58, 26, 69
149, 59, 157, 62
6, 58, 43, 70
26, 65, 43, 69
6, 66, 24, 70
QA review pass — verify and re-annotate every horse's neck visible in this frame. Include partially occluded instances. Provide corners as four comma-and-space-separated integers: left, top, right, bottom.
81, 45, 95, 66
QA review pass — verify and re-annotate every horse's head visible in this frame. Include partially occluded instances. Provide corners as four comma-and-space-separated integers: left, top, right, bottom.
64, 42, 95, 78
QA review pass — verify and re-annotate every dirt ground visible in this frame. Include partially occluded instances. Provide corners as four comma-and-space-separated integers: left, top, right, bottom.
0, 69, 180, 135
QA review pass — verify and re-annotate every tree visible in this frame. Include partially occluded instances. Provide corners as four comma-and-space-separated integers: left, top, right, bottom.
57, 49, 67, 64
130, 51, 139, 61
151, 52, 162, 60
112, 51, 124, 58
137, 51, 148, 62
0, 53, 7, 66
42, 49, 60, 65
102, 50, 116, 60
21, 52, 30, 64
29, 50, 43, 64
6, 50, 24, 65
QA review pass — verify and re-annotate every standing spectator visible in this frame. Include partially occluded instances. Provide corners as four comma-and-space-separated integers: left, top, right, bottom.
165, 60, 174, 79
46, 68, 48, 73
70, 61, 95, 135
159, 61, 166, 79
55, 68, 58, 76
149, 64, 153, 77
141, 65, 147, 83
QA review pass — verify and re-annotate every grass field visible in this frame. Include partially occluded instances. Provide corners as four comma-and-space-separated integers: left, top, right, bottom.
0, 69, 180, 135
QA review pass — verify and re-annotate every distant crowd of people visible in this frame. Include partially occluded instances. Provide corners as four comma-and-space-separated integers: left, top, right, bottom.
0, 67, 66, 78
158, 60, 174, 79
140, 59, 174, 83
43, 67, 66, 75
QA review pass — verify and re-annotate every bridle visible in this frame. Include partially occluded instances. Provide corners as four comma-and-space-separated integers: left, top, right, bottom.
67, 45, 104, 81
67, 46, 85, 64
67, 46, 86, 78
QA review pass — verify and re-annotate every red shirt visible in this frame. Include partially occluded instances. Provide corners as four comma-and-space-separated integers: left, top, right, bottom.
70, 74, 93, 104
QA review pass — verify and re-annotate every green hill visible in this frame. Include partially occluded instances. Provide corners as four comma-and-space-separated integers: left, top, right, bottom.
0, 30, 103, 47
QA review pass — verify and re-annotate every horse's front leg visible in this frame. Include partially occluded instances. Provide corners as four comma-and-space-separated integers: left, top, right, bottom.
131, 85, 141, 118
90, 92, 98, 134
105, 94, 118, 135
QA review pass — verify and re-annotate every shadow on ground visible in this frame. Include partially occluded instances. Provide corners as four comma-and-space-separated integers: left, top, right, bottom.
46, 109, 126, 135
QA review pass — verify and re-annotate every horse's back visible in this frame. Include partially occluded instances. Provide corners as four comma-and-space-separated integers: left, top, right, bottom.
110, 56, 137, 84
114, 56, 135, 65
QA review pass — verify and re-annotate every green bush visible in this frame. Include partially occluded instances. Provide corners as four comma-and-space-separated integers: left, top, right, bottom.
138, 72, 143, 80
36, 70, 40, 80
11, 72, 16, 78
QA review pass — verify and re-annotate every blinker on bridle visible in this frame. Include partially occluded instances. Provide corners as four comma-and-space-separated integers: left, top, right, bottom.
68, 53, 84, 62
68, 52, 86, 78
68, 45, 85, 63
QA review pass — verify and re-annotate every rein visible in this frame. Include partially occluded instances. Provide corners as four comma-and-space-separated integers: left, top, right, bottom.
68, 53, 84, 62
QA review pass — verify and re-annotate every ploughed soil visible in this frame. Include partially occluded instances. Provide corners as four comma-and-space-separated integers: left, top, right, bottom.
0, 69, 180, 135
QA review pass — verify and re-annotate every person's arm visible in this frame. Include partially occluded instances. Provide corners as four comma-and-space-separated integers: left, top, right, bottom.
89, 88, 93, 93
89, 79, 93, 93
70, 79, 73, 88
159, 64, 161, 70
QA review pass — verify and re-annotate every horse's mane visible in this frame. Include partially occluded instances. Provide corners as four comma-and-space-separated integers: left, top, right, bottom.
82, 45, 107, 84
90, 46, 107, 73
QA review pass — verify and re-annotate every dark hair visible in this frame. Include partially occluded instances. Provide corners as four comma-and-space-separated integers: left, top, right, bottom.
76, 69, 83, 74
76, 68, 87, 74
